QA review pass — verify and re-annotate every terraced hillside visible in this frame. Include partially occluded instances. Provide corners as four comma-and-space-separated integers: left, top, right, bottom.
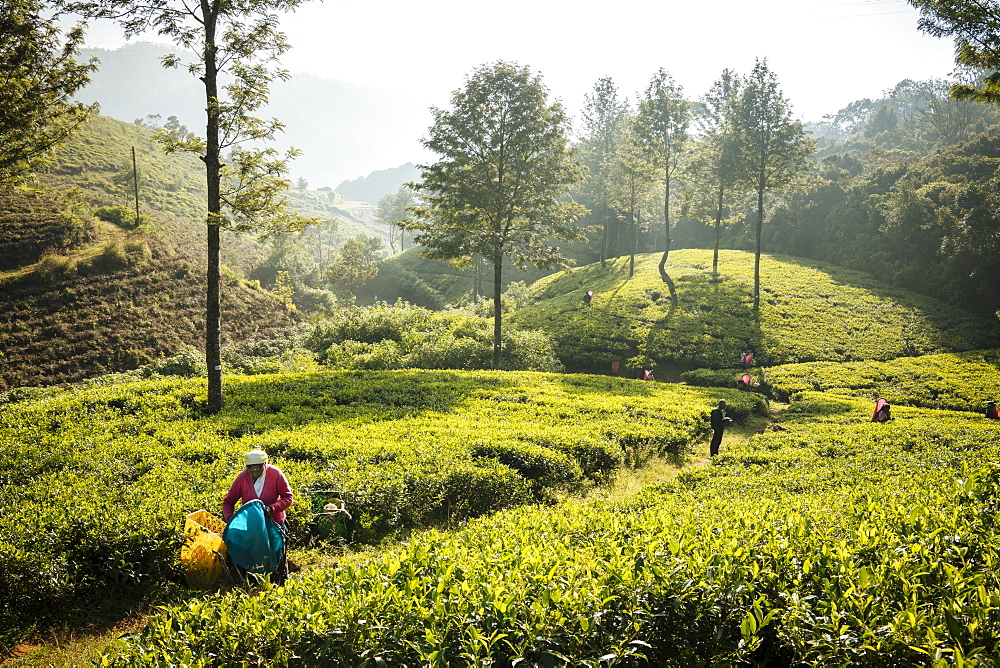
0, 116, 308, 391
0, 246, 296, 391
0, 188, 96, 270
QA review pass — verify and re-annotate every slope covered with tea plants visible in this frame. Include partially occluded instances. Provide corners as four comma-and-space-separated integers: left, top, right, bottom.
759, 349, 1000, 411
0, 369, 756, 643
510, 249, 1000, 374
99, 394, 1000, 665
0, 115, 323, 391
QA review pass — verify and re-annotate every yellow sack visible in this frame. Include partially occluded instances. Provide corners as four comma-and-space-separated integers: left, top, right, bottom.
181, 510, 228, 589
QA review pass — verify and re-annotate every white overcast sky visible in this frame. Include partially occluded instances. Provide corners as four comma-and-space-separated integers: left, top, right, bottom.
80, 0, 956, 124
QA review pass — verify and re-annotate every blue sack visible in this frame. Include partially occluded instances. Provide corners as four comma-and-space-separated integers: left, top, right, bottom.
223, 499, 284, 574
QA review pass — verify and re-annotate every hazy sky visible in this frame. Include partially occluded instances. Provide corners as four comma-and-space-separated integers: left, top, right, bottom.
82, 0, 957, 123
79, 0, 958, 183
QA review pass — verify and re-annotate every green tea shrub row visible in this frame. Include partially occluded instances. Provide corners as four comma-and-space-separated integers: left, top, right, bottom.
0, 370, 729, 638
303, 302, 564, 372
104, 412, 1000, 665
762, 349, 1000, 411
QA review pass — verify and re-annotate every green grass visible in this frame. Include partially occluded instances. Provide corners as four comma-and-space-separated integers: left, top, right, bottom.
510, 249, 1000, 374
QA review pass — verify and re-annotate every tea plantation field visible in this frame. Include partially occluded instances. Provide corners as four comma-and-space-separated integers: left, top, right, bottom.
511, 249, 1000, 373
0, 369, 757, 648
100, 393, 1000, 666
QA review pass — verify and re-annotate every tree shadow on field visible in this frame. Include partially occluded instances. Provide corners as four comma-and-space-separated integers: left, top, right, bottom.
768, 253, 1000, 352
639, 272, 764, 372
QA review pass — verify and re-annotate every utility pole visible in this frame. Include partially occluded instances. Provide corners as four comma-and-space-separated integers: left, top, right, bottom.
131, 146, 140, 227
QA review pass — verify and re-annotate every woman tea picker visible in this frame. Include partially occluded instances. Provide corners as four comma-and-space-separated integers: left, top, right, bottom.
222, 448, 293, 583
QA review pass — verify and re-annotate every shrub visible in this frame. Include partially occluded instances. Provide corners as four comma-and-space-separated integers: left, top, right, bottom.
141, 345, 207, 377
294, 286, 337, 313
303, 303, 563, 372
94, 205, 143, 230
681, 367, 744, 388
35, 254, 77, 283
472, 441, 582, 492
86, 242, 131, 274
124, 239, 153, 265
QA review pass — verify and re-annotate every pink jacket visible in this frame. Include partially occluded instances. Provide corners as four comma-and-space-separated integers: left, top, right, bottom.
222, 464, 294, 525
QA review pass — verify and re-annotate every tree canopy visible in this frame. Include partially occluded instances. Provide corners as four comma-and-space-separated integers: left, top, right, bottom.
731, 59, 815, 313
635, 68, 691, 306
408, 61, 588, 369
580, 77, 628, 268
61, 0, 314, 412
909, 0, 1000, 105
0, 0, 96, 184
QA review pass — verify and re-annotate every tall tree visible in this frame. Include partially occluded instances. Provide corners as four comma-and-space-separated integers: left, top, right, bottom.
0, 0, 96, 184
580, 76, 627, 268
908, 0, 1000, 105
696, 69, 743, 277
608, 113, 658, 278
731, 59, 814, 313
327, 234, 382, 303
407, 61, 587, 369
379, 185, 416, 253
62, 0, 313, 413
635, 68, 691, 306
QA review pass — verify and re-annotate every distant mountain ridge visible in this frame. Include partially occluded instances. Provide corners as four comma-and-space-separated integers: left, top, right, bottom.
75, 42, 431, 189
334, 163, 420, 205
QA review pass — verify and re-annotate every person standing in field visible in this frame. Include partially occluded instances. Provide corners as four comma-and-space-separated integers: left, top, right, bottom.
986, 400, 999, 420
223, 448, 294, 583
710, 399, 733, 457
871, 398, 892, 423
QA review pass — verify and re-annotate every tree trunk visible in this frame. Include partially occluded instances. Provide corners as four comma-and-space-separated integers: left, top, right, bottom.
614, 213, 622, 257
202, 8, 223, 414
599, 202, 609, 268
658, 167, 678, 306
753, 184, 764, 314
492, 257, 503, 369
713, 184, 723, 277
629, 211, 636, 278
473, 255, 483, 303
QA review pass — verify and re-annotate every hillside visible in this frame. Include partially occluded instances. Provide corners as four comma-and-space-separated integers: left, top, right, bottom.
75, 43, 429, 189
0, 116, 312, 391
0, 244, 296, 391
510, 249, 1000, 374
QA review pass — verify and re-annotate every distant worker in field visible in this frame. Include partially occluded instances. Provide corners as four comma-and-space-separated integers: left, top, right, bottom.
738, 373, 752, 391
642, 369, 655, 381
871, 398, 892, 423
223, 448, 294, 583
710, 399, 734, 457
741, 352, 754, 369
986, 400, 999, 420
583, 290, 594, 306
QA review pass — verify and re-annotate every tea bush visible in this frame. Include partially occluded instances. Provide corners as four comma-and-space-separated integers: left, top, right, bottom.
303, 302, 564, 372
103, 410, 1000, 665
763, 349, 1000, 410
0, 369, 733, 639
